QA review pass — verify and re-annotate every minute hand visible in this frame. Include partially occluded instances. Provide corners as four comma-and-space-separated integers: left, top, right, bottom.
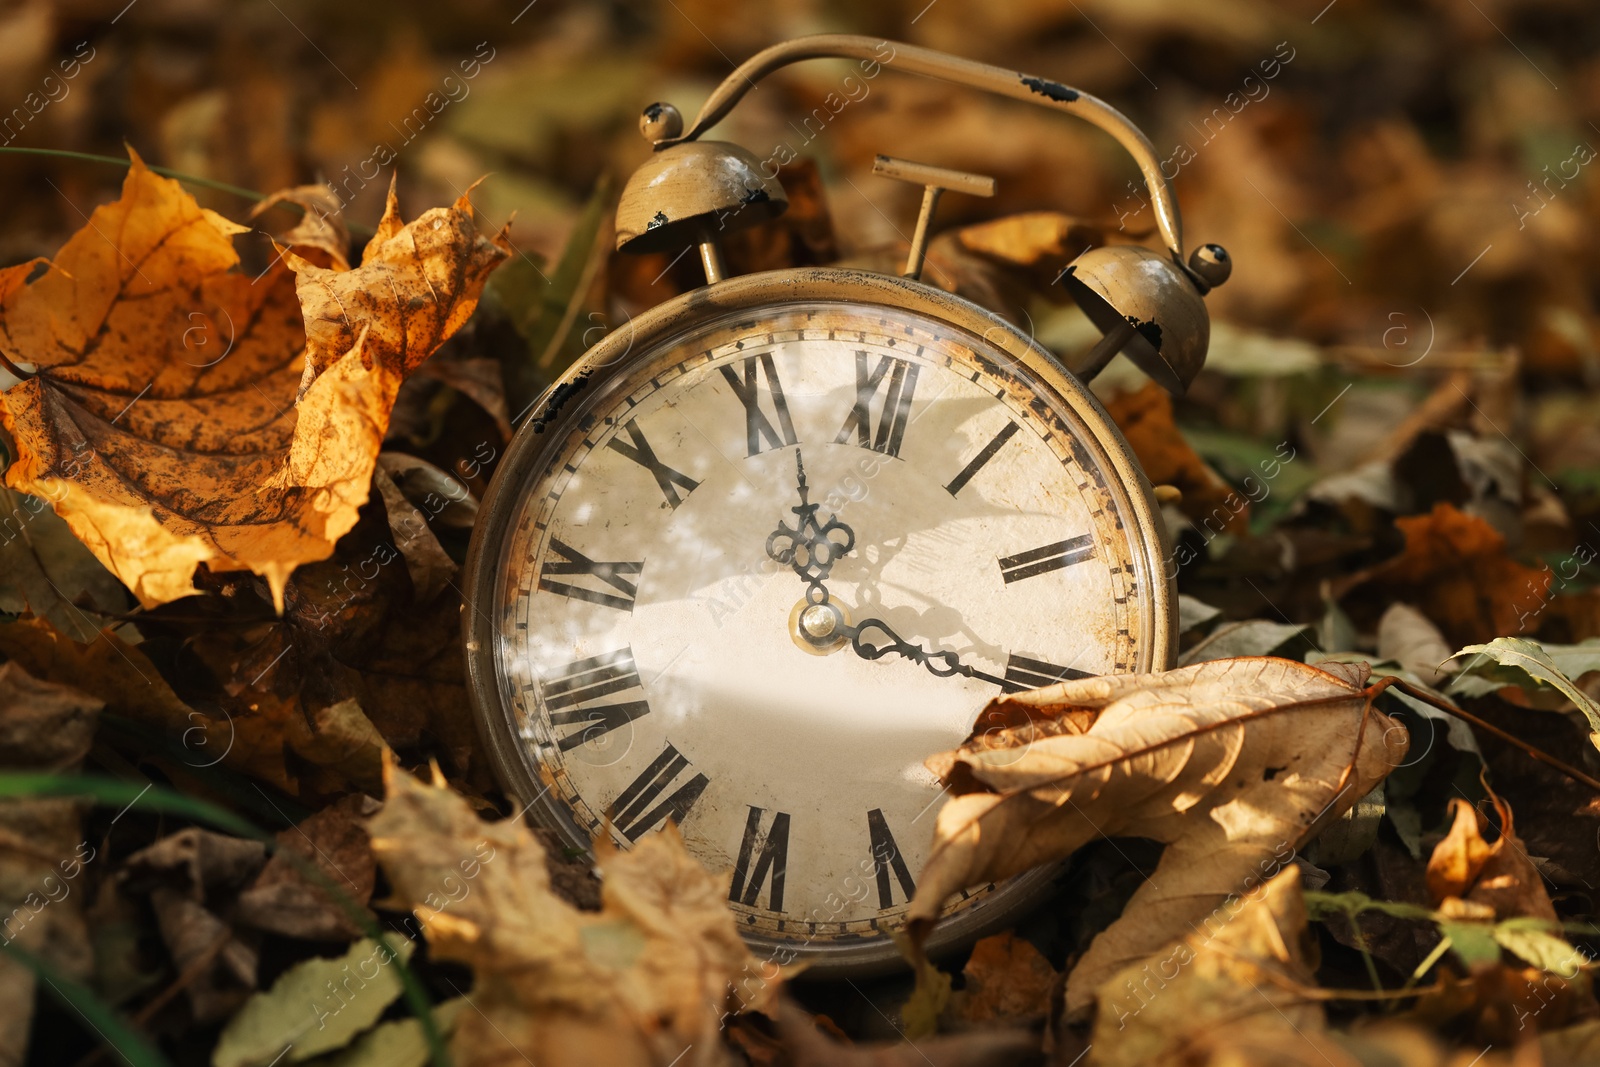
842, 616, 1007, 688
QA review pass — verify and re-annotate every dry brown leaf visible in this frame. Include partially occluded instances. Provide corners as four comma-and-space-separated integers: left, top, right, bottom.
1376, 602, 1455, 687
951, 932, 1059, 1026
1354, 502, 1551, 644
120, 827, 268, 1022
0, 153, 508, 609
906, 657, 1406, 1016
367, 757, 777, 1067
236, 794, 378, 941
1102, 383, 1250, 535
1427, 795, 1558, 923
291, 175, 502, 386
1088, 867, 1348, 1067
1410, 961, 1593, 1047
0, 614, 297, 785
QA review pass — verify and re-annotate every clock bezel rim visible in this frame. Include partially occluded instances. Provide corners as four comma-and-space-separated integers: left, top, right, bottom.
462, 266, 1177, 976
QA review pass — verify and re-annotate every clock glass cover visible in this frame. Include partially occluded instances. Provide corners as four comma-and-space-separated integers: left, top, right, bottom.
478, 299, 1162, 964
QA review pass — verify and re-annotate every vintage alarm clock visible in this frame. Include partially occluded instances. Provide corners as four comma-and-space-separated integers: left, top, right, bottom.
463, 34, 1230, 974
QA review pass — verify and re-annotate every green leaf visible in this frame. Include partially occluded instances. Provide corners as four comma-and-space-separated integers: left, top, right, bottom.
1438, 921, 1501, 967
1447, 637, 1600, 741
1492, 919, 1588, 977
496, 177, 613, 419
212, 938, 417, 1067
0, 940, 174, 1067
1303, 890, 1434, 923
308, 999, 465, 1067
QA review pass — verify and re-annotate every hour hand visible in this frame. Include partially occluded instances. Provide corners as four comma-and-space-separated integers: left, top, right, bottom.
765, 449, 855, 604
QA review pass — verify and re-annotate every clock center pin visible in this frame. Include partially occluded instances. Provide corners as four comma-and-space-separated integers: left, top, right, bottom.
790, 600, 849, 655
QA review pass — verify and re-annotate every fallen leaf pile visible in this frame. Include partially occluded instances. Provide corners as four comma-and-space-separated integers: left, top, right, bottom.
366, 758, 775, 1067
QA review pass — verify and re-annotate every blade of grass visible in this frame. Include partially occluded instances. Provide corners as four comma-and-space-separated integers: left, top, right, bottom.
532, 177, 613, 374
0, 146, 264, 202
0, 940, 174, 1067
0, 146, 378, 238
0, 772, 263, 838
94, 713, 311, 829
0, 773, 450, 1066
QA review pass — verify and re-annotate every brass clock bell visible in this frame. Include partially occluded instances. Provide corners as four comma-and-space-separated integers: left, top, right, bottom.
464, 34, 1231, 975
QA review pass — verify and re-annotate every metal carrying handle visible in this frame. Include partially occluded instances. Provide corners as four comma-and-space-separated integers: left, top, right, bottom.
662, 33, 1185, 258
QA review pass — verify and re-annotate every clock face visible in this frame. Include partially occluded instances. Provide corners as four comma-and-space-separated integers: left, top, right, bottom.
478, 298, 1162, 964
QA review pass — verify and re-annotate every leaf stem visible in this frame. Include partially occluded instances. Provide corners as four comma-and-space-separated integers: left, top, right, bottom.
1385, 677, 1600, 794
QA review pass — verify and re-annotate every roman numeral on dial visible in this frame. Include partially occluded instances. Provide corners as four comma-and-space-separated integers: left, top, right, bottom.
728, 806, 791, 912
998, 534, 1095, 584
835, 351, 918, 458
1002, 653, 1093, 693
612, 742, 709, 841
945, 421, 1020, 496
607, 418, 700, 509
540, 648, 650, 752
866, 808, 917, 909
538, 538, 643, 612
720, 353, 797, 457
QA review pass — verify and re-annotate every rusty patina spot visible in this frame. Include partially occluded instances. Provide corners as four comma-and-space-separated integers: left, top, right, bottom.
1126, 314, 1163, 352
1021, 75, 1079, 103
531, 371, 591, 433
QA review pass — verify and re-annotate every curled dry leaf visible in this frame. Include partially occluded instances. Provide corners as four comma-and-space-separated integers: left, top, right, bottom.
0, 153, 508, 609
292, 176, 503, 386
121, 827, 268, 1022
906, 657, 1407, 1016
1427, 795, 1558, 923
366, 758, 777, 1067
250, 183, 352, 271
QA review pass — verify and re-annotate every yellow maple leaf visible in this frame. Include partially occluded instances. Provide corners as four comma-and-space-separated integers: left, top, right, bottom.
0, 152, 508, 609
